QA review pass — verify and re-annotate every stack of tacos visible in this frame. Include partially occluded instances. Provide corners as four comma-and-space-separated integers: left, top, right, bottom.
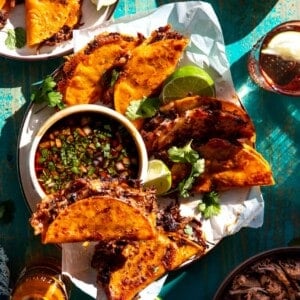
30, 178, 207, 299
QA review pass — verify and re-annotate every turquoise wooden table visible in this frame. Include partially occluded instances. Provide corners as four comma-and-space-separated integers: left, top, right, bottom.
1, 0, 300, 299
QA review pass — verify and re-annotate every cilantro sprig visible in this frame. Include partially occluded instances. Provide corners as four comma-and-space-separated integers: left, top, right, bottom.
4, 27, 26, 50
198, 191, 221, 219
126, 97, 160, 120
168, 140, 205, 198
31, 76, 65, 110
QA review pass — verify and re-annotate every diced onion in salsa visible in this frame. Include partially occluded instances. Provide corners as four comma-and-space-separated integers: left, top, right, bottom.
35, 112, 139, 194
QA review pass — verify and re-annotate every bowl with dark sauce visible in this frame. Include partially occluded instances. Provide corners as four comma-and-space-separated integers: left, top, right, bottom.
29, 104, 148, 199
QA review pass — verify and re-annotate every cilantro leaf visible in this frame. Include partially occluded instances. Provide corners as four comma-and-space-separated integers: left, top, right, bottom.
198, 191, 221, 219
177, 158, 205, 198
168, 140, 199, 164
126, 97, 160, 120
184, 224, 193, 236
168, 140, 205, 198
5, 27, 26, 50
110, 69, 119, 87
102, 68, 120, 87
31, 76, 65, 110
47, 91, 64, 109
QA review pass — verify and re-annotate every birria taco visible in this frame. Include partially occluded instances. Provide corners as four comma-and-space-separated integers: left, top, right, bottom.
30, 178, 207, 299
25, 0, 82, 48
30, 178, 158, 244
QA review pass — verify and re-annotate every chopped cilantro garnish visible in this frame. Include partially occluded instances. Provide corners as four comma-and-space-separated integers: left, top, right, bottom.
198, 191, 221, 219
126, 97, 160, 120
110, 69, 119, 87
184, 224, 194, 236
31, 76, 65, 110
102, 68, 120, 87
168, 140, 205, 198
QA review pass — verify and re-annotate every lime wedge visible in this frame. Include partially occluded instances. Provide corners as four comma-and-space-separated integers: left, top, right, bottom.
144, 159, 172, 195
161, 65, 215, 104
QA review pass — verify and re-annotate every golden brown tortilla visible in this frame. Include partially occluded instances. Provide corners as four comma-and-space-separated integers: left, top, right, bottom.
93, 231, 206, 300
40, 195, 157, 244
25, 0, 82, 47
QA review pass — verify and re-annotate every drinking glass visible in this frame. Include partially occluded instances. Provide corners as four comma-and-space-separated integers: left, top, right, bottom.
10, 261, 70, 300
248, 20, 300, 96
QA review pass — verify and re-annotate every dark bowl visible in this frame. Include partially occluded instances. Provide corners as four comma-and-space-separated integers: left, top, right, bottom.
213, 246, 300, 300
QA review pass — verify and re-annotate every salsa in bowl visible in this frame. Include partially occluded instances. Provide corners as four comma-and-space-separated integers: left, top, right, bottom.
29, 104, 148, 199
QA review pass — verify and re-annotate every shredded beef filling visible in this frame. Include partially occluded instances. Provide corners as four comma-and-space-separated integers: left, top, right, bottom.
91, 241, 128, 284
0, 10, 8, 29
223, 257, 300, 299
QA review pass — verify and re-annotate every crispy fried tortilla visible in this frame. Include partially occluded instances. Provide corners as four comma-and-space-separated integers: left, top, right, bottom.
141, 96, 256, 156
25, 0, 82, 47
30, 179, 158, 244
56, 25, 188, 127
91, 201, 207, 300
144, 96, 274, 192
192, 138, 274, 192
113, 25, 189, 123
165, 138, 274, 193
41, 195, 157, 244
92, 230, 206, 300
57, 32, 144, 106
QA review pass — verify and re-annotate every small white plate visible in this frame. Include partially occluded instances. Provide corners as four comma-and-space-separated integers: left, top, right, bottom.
0, 0, 118, 60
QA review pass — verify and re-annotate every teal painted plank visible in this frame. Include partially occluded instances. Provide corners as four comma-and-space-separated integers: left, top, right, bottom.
0, 1, 299, 300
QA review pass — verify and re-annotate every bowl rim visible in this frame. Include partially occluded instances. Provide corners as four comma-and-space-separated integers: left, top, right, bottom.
213, 246, 300, 299
29, 104, 148, 199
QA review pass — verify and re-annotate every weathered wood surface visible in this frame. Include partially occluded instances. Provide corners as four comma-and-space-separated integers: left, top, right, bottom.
0, 1, 299, 299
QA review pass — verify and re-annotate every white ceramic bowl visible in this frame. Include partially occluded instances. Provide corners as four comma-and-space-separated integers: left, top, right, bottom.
29, 104, 148, 200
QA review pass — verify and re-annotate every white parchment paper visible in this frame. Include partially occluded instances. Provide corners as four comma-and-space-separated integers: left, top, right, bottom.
62, 1, 265, 299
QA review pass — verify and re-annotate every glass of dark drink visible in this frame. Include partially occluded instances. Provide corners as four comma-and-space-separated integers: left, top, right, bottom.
248, 20, 300, 96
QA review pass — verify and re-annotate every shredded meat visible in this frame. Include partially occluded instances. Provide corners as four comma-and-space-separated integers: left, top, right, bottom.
0, 10, 8, 29
91, 240, 128, 284
84, 32, 143, 56
147, 24, 186, 43
0, 0, 19, 29
223, 257, 300, 299
141, 97, 255, 156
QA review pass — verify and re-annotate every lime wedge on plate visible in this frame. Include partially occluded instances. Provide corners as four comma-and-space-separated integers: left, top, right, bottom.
144, 159, 172, 195
161, 65, 215, 104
